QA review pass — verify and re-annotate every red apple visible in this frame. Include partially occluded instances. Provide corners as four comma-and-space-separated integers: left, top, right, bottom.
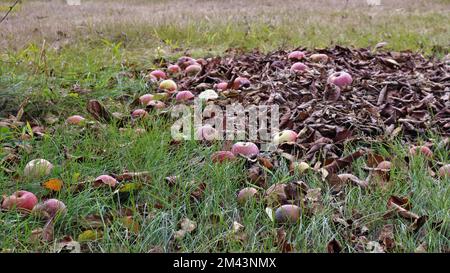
32, 199, 67, 218
94, 175, 117, 187
231, 142, 259, 157
310, 53, 329, 63
232, 77, 250, 89
168, 64, 181, 74
195, 125, 219, 141
66, 115, 85, 125
150, 70, 166, 80
1, 191, 38, 211
273, 130, 297, 145
290, 62, 308, 73
176, 91, 195, 102
237, 187, 258, 205
131, 109, 148, 119
438, 164, 450, 178
211, 151, 236, 163
185, 64, 202, 76
409, 146, 433, 158
328, 71, 353, 88
215, 82, 228, 91
288, 51, 305, 60
139, 94, 154, 105
159, 79, 177, 92
24, 159, 53, 178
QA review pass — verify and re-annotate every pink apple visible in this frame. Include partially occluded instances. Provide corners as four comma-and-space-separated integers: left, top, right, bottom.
328, 71, 353, 88
290, 62, 308, 73
168, 64, 181, 74
232, 77, 250, 89
211, 151, 236, 163
1, 191, 38, 211
273, 130, 298, 145
409, 146, 433, 158
94, 175, 117, 187
288, 51, 305, 60
176, 91, 195, 102
32, 199, 67, 218
159, 79, 177, 92
310, 53, 329, 63
195, 125, 219, 141
177, 56, 197, 69
150, 70, 166, 80
139, 94, 154, 105
231, 142, 259, 157
66, 115, 85, 125
131, 109, 148, 119
215, 82, 228, 91
147, 100, 166, 109
185, 64, 202, 76
237, 187, 258, 204
24, 159, 53, 178
439, 164, 450, 177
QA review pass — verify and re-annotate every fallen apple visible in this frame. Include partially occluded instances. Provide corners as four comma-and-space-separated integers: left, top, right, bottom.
328, 71, 353, 88
147, 100, 166, 109
159, 79, 177, 92
1, 190, 38, 211
290, 62, 308, 73
168, 64, 181, 74
215, 82, 228, 91
310, 53, 329, 63
66, 115, 85, 125
32, 199, 67, 218
237, 187, 258, 205
177, 56, 197, 69
139, 94, 154, 105
24, 159, 53, 178
288, 51, 305, 60
195, 124, 219, 141
275, 204, 301, 224
232, 77, 250, 89
409, 146, 433, 158
231, 142, 259, 157
211, 151, 236, 163
185, 64, 202, 76
438, 164, 450, 177
131, 109, 148, 119
273, 130, 298, 145
150, 70, 166, 80
94, 175, 118, 187
176, 91, 195, 102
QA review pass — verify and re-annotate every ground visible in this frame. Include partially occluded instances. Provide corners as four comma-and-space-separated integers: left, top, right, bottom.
0, 0, 449, 253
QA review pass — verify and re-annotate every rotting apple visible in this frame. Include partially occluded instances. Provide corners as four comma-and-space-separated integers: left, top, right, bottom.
32, 198, 67, 218
310, 53, 329, 63
409, 146, 433, 158
195, 124, 219, 141
24, 159, 53, 178
139, 94, 154, 105
275, 204, 301, 224
159, 79, 177, 92
290, 62, 308, 73
231, 142, 259, 157
175, 91, 195, 102
439, 164, 450, 177
66, 115, 85, 125
94, 175, 117, 187
168, 64, 181, 74
211, 151, 236, 163
149, 70, 166, 80
232, 77, 251, 90
185, 64, 202, 76
177, 56, 197, 69
273, 130, 298, 145
327, 71, 353, 88
131, 109, 148, 119
237, 187, 258, 205
215, 82, 228, 91
147, 100, 166, 109
288, 51, 305, 60
1, 190, 38, 211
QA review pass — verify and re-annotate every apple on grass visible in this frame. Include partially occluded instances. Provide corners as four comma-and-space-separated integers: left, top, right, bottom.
149, 70, 166, 80
288, 51, 305, 60
24, 159, 53, 179
231, 142, 259, 157
159, 79, 177, 93
1, 191, 38, 212
273, 130, 297, 145
66, 115, 85, 125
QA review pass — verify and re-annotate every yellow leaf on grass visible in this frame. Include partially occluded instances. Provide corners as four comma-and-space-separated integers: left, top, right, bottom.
42, 178, 64, 191
78, 230, 102, 242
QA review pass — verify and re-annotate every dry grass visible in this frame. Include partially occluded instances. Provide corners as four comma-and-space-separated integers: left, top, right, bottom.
0, 0, 449, 53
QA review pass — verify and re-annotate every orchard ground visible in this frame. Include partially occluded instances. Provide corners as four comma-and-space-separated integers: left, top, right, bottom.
0, 0, 449, 252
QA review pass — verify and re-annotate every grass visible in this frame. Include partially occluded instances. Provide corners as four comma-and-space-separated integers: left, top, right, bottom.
0, 0, 449, 253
